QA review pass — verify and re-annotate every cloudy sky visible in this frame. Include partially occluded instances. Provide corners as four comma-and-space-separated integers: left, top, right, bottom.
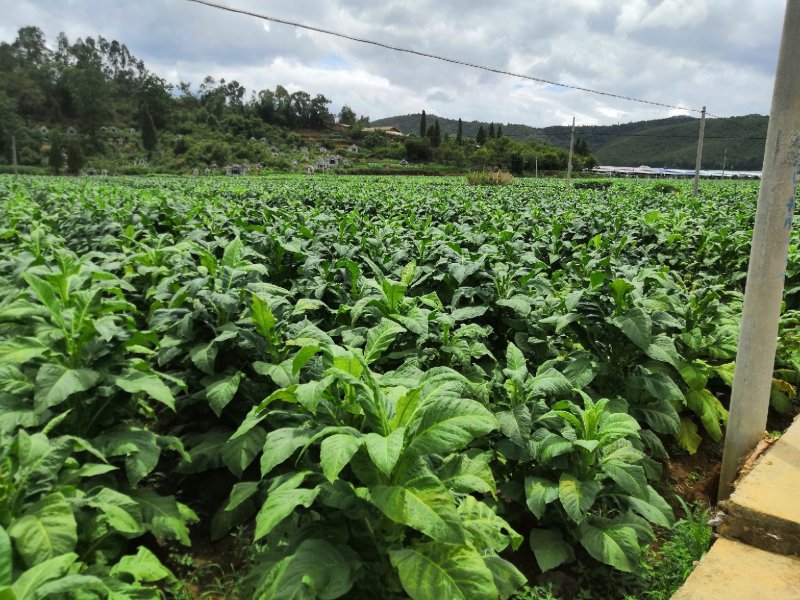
0, 0, 788, 127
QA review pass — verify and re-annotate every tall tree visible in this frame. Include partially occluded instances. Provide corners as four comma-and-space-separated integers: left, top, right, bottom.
48, 133, 63, 173
419, 110, 427, 138
488, 123, 495, 139
426, 124, 435, 141
456, 118, 463, 145
433, 119, 441, 147
66, 139, 84, 174
496, 124, 502, 138
338, 104, 356, 126
476, 125, 487, 145
141, 108, 156, 156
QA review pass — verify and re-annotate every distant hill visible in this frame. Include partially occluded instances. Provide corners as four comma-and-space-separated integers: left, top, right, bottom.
370, 113, 769, 170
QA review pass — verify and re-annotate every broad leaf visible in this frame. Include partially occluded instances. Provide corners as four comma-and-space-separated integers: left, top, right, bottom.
8, 493, 77, 567
223, 426, 267, 477
558, 473, 601, 524
260, 427, 313, 477
110, 546, 173, 583
34, 364, 99, 411
364, 318, 406, 364
11, 553, 78, 600
254, 483, 320, 540
255, 538, 355, 600
116, 370, 175, 410
524, 476, 559, 519
205, 372, 243, 416
390, 542, 498, 600
458, 496, 522, 552
370, 474, 465, 543
129, 489, 198, 546
320, 433, 363, 482
363, 428, 405, 478
613, 308, 652, 349
404, 398, 497, 459
530, 528, 574, 572
578, 520, 641, 573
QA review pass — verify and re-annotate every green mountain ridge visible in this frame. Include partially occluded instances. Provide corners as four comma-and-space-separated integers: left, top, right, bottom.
371, 113, 769, 170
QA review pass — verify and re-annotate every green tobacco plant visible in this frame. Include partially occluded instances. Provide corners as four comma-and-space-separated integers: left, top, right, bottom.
217, 331, 525, 599
493, 344, 674, 574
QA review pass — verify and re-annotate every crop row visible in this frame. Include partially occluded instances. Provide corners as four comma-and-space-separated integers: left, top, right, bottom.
0, 176, 797, 599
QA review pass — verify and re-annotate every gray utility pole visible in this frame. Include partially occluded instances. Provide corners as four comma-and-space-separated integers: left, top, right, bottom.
566, 117, 576, 187
11, 135, 17, 175
692, 106, 706, 196
722, 147, 728, 178
719, 0, 800, 500
535, 156, 538, 178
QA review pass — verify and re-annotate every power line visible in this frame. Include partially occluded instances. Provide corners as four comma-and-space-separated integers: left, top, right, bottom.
185, 0, 708, 116
573, 131, 767, 140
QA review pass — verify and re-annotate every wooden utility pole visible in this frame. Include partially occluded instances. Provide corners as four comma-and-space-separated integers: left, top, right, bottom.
11, 135, 17, 175
566, 117, 575, 187
692, 106, 706, 196
719, 0, 800, 500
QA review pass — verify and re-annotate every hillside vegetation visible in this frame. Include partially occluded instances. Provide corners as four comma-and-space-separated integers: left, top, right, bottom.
0, 27, 592, 176
372, 114, 769, 170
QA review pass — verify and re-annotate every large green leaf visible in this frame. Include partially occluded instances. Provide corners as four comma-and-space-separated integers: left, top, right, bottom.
364, 318, 406, 364
676, 416, 702, 454
255, 538, 355, 600
363, 428, 404, 478
95, 427, 161, 487
685, 388, 728, 441
524, 476, 559, 519
34, 364, 100, 411
251, 293, 277, 339
404, 398, 497, 458
390, 542, 498, 600
528, 368, 573, 398
320, 433, 363, 482
497, 404, 531, 448
613, 308, 652, 349
437, 453, 495, 495
577, 520, 641, 573
11, 553, 78, 600
644, 335, 681, 369
87, 488, 144, 536
116, 370, 175, 410
458, 496, 522, 552
204, 372, 242, 416
558, 473, 601, 524
110, 546, 173, 583
624, 486, 674, 528
0, 338, 47, 366
254, 482, 320, 541
370, 473, 465, 544
222, 426, 267, 477
129, 489, 198, 546
483, 555, 527, 600
260, 427, 313, 477
0, 526, 11, 587
530, 528, 574, 573
9, 493, 77, 567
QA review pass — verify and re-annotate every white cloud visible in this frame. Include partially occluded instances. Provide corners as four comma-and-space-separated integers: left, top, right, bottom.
0, 0, 785, 127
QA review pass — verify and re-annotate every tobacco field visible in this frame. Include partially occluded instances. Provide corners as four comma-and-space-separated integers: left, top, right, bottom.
0, 175, 798, 599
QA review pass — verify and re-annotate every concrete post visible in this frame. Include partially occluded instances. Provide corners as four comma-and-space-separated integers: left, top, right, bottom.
719, 0, 800, 500
693, 107, 706, 196
566, 117, 575, 188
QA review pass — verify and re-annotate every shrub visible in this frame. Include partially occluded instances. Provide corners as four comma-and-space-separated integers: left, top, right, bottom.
466, 170, 514, 186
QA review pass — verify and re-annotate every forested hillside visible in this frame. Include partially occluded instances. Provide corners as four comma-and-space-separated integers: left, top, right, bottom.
372, 113, 769, 169
0, 26, 596, 175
